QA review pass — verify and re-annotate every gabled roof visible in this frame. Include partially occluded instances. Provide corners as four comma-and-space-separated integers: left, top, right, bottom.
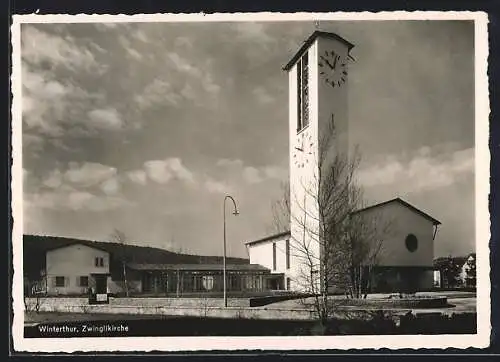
45, 241, 110, 254
352, 197, 441, 225
245, 230, 291, 247
127, 263, 270, 272
283, 31, 355, 71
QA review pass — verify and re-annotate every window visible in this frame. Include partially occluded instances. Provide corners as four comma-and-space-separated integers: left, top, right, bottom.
286, 277, 291, 290
296, 52, 309, 132
285, 239, 290, 269
55, 276, 65, 287
405, 234, 418, 252
272, 242, 277, 271
95, 257, 104, 267
79, 276, 89, 287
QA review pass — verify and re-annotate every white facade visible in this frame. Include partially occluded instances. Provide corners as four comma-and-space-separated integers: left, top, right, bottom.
287, 32, 353, 292
246, 233, 293, 290
247, 32, 440, 294
46, 243, 110, 295
355, 200, 436, 268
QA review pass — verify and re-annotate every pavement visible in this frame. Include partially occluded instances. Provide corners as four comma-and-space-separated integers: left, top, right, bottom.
24, 291, 476, 326
255, 292, 477, 315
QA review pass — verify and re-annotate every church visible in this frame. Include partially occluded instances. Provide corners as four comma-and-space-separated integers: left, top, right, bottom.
246, 31, 441, 295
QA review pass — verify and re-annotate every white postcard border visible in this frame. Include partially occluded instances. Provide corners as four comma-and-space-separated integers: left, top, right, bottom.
11, 11, 491, 352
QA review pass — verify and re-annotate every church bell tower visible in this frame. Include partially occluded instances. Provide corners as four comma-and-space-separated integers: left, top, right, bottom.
283, 31, 354, 291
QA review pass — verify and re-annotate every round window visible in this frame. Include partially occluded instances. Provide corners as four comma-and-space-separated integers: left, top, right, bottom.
405, 234, 418, 252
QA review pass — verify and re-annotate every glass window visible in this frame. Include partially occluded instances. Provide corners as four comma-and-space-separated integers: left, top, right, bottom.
55, 276, 65, 287
79, 276, 89, 287
286, 239, 290, 269
273, 242, 277, 271
297, 52, 309, 132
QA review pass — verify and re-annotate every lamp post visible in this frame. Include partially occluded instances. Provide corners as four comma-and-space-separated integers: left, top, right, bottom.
223, 195, 239, 307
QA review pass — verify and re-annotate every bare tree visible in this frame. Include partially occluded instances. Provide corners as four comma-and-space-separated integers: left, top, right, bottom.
270, 181, 290, 234
273, 114, 391, 330
111, 229, 130, 297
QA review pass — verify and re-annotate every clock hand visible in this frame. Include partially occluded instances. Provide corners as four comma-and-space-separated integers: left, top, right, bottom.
320, 55, 334, 70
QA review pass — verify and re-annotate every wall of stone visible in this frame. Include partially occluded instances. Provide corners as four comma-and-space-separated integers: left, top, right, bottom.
24, 297, 314, 320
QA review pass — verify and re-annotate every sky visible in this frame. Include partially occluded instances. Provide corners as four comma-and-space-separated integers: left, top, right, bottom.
20, 19, 476, 259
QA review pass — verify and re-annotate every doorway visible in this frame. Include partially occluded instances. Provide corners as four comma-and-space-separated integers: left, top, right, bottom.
94, 274, 107, 294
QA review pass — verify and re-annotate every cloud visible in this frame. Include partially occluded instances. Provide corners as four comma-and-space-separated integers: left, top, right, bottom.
135, 79, 181, 109
127, 169, 147, 185
64, 162, 118, 188
165, 51, 221, 104
174, 36, 193, 50
133, 30, 149, 43
243, 167, 263, 184
26, 186, 130, 212
234, 22, 274, 44
126, 47, 143, 60
252, 86, 274, 104
216, 158, 244, 168
358, 146, 474, 192
22, 67, 74, 136
216, 158, 288, 185
21, 26, 103, 73
87, 108, 123, 130
144, 158, 195, 185
22, 65, 107, 138
262, 165, 288, 180
204, 178, 232, 194
27, 162, 127, 212
42, 169, 63, 189
100, 177, 120, 195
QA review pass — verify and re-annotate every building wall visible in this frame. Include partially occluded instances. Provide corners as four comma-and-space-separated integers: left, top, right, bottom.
107, 277, 142, 295
288, 35, 353, 294
46, 244, 109, 295
358, 202, 435, 268
289, 41, 321, 293
247, 235, 292, 289
372, 267, 434, 292
317, 36, 350, 161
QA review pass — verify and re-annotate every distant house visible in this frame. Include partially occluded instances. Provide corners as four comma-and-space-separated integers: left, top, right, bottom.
433, 253, 475, 289
45, 243, 110, 296
460, 253, 476, 288
246, 198, 441, 294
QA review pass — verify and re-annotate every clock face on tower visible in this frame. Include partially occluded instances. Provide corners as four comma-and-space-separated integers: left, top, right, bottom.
292, 132, 314, 168
318, 49, 348, 88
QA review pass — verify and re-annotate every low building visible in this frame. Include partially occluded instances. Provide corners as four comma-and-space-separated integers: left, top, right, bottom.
32, 238, 277, 297
120, 263, 272, 296
245, 231, 292, 291
45, 243, 110, 296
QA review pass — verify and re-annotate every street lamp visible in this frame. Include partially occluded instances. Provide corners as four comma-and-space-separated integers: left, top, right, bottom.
223, 195, 239, 307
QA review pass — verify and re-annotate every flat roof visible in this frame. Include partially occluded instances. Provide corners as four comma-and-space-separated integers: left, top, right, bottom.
283, 31, 355, 71
245, 230, 291, 247
127, 263, 270, 272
